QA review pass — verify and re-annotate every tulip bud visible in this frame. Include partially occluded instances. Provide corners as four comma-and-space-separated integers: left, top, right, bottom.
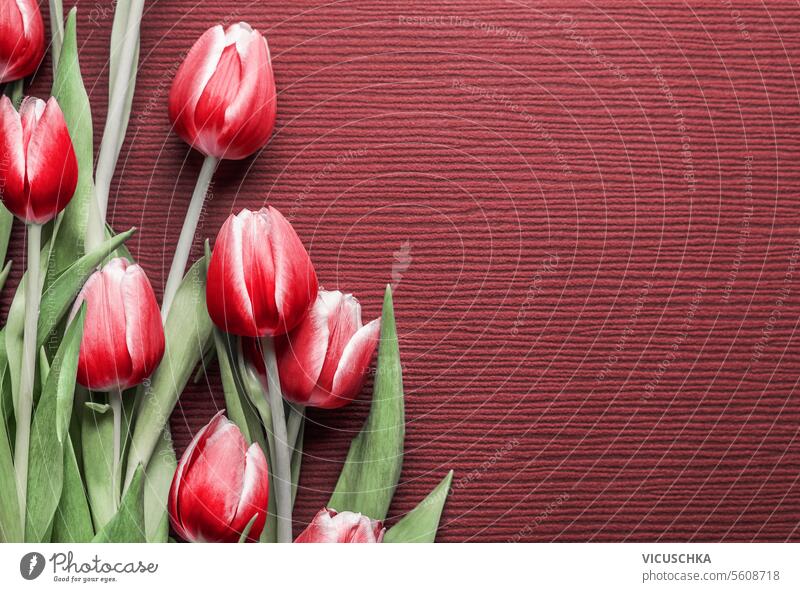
206, 207, 318, 337
295, 507, 385, 543
169, 412, 269, 543
0, 0, 45, 83
246, 290, 380, 409
0, 96, 78, 224
69, 258, 165, 392
168, 22, 277, 160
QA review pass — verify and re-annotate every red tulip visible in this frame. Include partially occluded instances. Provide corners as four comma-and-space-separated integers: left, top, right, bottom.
295, 508, 384, 543
0, 0, 45, 83
69, 258, 165, 392
0, 96, 78, 224
169, 412, 269, 543
246, 290, 380, 409
206, 207, 318, 337
168, 22, 276, 160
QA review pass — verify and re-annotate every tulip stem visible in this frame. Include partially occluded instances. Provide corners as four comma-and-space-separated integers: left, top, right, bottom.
110, 388, 123, 510
260, 335, 293, 543
161, 154, 219, 322
287, 404, 305, 452
14, 223, 42, 528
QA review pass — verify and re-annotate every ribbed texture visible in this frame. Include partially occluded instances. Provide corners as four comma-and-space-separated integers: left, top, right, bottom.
4, 1, 799, 541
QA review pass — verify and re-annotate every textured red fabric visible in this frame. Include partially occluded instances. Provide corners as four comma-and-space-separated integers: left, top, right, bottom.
6, 1, 800, 541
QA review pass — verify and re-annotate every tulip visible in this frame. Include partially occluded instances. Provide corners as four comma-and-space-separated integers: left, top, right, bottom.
0, 96, 78, 224
207, 206, 316, 543
2, 95, 78, 518
0, 0, 45, 83
168, 22, 276, 161
69, 258, 164, 508
169, 412, 269, 543
295, 508, 385, 543
161, 22, 277, 319
70, 258, 165, 393
246, 290, 380, 409
206, 207, 318, 338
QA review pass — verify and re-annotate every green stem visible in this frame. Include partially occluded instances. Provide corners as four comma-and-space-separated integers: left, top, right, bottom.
14, 223, 42, 529
287, 404, 305, 452
161, 155, 218, 321
48, 0, 64, 69
260, 336, 293, 543
3, 79, 24, 107
94, 0, 144, 223
109, 388, 123, 511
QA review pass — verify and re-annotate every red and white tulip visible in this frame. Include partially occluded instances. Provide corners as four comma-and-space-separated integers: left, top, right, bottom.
206, 207, 318, 337
246, 290, 380, 409
0, 0, 45, 83
168, 22, 276, 160
69, 258, 165, 392
169, 412, 269, 543
295, 508, 385, 543
0, 96, 78, 223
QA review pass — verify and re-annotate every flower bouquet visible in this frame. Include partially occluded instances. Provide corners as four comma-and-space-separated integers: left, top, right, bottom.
0, 0, 452, 543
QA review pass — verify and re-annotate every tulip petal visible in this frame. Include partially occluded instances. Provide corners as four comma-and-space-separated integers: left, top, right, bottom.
216, 27, 276, 159
269, 206, 317, 334
325, 318, 381, 409
122, 264, 165, 387
315, 292, 360, 394
207, 213, 260, 336
276, 293, 329, 404
169, 411, 227, 541
168, 25, 226, 153
178, 420, 247, 542
0, 0, 44, 83
194, 43, 242, 157
0, 96, 25, 211
230, 443, 269, 542
74, 259, 134, 391
24, 97, 78, 223
240, 209, 278, 335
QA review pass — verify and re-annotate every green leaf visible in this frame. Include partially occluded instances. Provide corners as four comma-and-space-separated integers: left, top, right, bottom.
51, 437, 94, 542
237, 515, 258, 543
0, 206, 12, 267
92, 464, 146, 543
51, 8, 103, 271
38, 228, 135, 347
0, 260, 11, 294
383, 471, 453, 543
25, 307, 86, 542
0, 367, 21, 542
328, 286, 405, 520
143, 431, 176, 543
214, 330, 253, 442
291, 419, 305, 507
82, 398, 115, 531
125, 256, 212, 488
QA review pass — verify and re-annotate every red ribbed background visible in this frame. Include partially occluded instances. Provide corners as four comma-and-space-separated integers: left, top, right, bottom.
11, 1, 800, 541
